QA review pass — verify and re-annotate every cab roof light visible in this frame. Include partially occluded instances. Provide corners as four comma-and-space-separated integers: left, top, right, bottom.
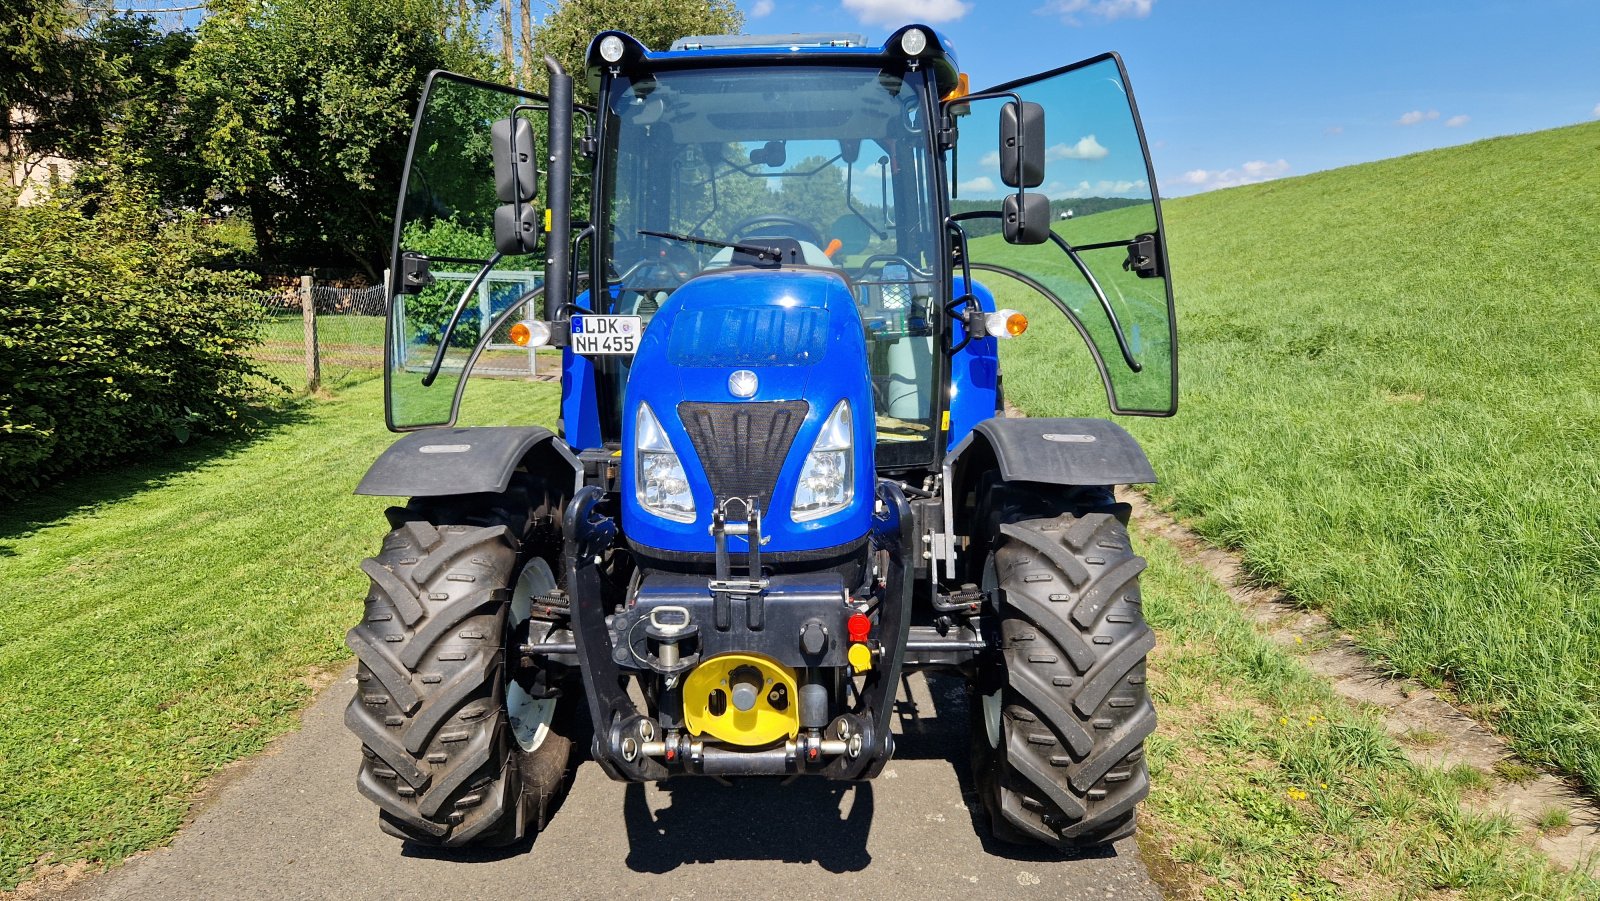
899, 27, 929, 56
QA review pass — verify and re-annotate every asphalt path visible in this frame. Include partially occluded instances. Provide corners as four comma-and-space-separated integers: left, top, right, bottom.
63, 670, 1160, 901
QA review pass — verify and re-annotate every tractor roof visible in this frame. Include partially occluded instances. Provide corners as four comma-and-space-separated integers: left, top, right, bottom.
586, 25, 963, 99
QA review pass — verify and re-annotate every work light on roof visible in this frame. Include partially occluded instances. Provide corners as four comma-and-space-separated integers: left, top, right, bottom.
899, 28, 928, 56
599, 35, 625, 63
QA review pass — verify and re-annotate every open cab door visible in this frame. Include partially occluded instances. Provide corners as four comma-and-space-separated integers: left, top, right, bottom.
947, 53, 1176, 416
385, 70, 572, 430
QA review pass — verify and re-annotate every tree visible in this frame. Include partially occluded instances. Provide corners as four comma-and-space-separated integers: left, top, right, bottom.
70, 16, 208, 208
529, 0, 741, 100
1, 0, 107, 181
179, 0, 497, 275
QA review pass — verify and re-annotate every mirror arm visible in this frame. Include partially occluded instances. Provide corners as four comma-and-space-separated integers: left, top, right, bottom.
1047, 232, 1142, 372
421, 252, 503, 387
943, 217, 977, 355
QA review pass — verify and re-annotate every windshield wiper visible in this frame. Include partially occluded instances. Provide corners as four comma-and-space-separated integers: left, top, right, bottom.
638, 229, 782, 263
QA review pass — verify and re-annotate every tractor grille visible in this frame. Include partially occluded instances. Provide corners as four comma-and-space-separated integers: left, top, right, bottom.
677, 401, 809, 515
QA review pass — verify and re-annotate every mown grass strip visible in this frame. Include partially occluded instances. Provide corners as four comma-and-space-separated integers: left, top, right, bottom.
1136, 533, 1599, 899
1001, 121, 1600, 792
0, 378, 556, 890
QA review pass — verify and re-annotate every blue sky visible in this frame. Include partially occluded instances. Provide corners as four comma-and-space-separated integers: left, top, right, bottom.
734, 0, 1600, 195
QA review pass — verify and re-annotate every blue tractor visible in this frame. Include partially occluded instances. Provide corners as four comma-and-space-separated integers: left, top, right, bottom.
347, 25, 1177, 851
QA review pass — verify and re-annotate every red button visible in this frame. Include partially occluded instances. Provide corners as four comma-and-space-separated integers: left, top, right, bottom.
847, 613, 871, 643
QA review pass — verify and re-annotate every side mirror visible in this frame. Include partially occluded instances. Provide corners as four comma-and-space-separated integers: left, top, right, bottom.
999, 101, 1044, 189
494, 203, 540, 255
491, 116, 538, 203
492, 115, 541, 256
1002, 193, 1051, 245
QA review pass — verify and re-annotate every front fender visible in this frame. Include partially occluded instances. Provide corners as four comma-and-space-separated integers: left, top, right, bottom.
948, 417, 1156, 489
355, 426, 581, 498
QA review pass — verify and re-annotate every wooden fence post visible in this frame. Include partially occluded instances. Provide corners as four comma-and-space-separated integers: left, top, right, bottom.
300, 274, 320, 393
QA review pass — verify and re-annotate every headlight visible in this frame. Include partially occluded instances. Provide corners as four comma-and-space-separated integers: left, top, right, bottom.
792, 401, 853, 522
635, 404, 695, 522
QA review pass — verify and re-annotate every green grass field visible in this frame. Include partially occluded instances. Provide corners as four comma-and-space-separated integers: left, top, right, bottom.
0, 377, 557, 890
999, 121, 1600, 792
3, 373, 1589, 896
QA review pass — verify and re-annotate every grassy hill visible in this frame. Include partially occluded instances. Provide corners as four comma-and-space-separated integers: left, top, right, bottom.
1000, 121, 1600, 790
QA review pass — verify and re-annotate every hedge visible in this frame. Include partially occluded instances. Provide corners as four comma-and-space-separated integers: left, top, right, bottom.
0, 184, 261, 499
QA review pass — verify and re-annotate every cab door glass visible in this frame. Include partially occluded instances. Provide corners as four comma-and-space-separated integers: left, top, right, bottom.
387, 74, 550, 430
949, 54, 1175, 415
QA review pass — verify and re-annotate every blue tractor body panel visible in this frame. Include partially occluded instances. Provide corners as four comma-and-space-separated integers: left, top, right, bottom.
621, 269, 876, 555
946, 276, 1000, 450
559, 286, 610, 452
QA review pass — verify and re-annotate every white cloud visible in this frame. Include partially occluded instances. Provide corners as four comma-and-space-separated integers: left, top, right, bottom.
1397, 109, 1440, 126
1179, 159, 1289, 192
979, 150, 999, 167
1060, 178, 1148, 198
1324, 125, 1343, 136
1444, 114, 1470, 128
958, 175, 996, 194
1048, 134, 1110, 160
1592, 102, 1599, 118
750, 0, 774, 16
842, 0, 970, 25
1040, 0, 1153, 25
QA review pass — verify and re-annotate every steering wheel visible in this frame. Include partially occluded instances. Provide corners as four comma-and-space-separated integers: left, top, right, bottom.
728, 215, 823, 247
614, 237, 700, 314
629, 237, 699, 285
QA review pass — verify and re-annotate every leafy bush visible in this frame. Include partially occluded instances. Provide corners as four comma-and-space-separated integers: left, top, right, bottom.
0, 182, 260, 499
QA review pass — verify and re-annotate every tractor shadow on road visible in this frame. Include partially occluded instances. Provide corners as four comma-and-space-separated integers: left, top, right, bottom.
609, 672, 1123, 871
620, 778, 875, 873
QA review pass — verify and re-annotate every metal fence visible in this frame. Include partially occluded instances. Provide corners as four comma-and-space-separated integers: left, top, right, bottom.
245, 274, 558, 394
245, 277, 387, 393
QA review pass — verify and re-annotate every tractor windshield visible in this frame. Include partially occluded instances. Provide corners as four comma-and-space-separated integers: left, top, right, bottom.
592, 65, 944, 459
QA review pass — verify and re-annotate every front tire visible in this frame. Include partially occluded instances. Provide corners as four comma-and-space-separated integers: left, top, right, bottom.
345, 492, 571, 847
973, 506, 1157, 849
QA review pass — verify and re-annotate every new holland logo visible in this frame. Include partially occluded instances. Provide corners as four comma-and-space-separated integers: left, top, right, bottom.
728, 370, 758, 398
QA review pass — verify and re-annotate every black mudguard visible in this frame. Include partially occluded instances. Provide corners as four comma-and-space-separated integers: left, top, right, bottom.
948, 417, 1156, 489
355, 426, 581, 498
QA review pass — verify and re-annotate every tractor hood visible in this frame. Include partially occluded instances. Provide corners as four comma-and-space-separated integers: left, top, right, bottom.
621, 268, 875, 556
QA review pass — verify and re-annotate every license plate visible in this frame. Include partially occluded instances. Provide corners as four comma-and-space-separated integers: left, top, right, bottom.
569, 315, 641, 355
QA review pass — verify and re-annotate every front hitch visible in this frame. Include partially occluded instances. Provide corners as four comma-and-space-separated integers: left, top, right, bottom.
562, 482, 913, 781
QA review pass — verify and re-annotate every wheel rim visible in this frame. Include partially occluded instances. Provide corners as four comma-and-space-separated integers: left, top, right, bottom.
508, 558, 558, 753
981, 553, 1003, 749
